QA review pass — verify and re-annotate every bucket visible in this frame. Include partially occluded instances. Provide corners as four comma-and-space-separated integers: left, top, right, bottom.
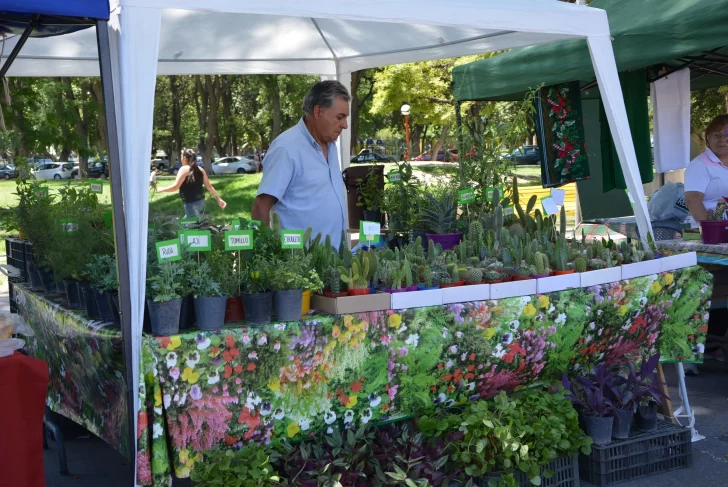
241, 292, 273, 325
79, 282, 100, 319
63, 280, 83, 309
301, 289, 311, 315
612, 409, 634, 439
426, 232, 462, 251
274, 289, 303, 322
224, 297, 245, 323
699, 220, 728, 244
53, 273, 65, 294
95, 290, 117, 323
147, 298, 182, 336
26, 262, 43, 291
179, 294, 195, 330
584, 414, 614, 446
38, 267, 55, 293
194, 296, 228, 331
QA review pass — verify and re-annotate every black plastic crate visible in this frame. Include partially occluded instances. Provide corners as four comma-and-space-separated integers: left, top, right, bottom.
579, 421, 692, 486
7, 238, 26, 261
475, 455, 580, 487
8, 275, 23, 314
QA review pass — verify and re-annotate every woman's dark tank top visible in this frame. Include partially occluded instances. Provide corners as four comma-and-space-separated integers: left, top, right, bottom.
179, 165, 205, 203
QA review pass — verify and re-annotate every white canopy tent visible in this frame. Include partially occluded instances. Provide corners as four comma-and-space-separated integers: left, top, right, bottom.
2, 0, 654, 481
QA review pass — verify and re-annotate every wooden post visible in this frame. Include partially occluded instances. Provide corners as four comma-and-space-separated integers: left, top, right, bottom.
656, 364, 675, 423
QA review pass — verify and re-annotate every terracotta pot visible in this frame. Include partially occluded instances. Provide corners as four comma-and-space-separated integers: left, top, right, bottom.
553, 269, 575, 275
224, 297, 245, 323
512, 275, 533, 281
347, 288, 371, 296
485, 279, 504, 284
440, 280, 465, 288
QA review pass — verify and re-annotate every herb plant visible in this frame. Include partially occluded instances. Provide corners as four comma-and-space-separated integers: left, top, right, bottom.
190, 446, 281, 487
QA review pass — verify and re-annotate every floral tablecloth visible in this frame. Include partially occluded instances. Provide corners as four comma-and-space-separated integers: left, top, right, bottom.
15, 285, 129, 457
137, 266, 712, 486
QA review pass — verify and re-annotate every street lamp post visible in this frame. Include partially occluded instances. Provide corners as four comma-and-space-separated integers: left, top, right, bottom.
401, 103, 411, 160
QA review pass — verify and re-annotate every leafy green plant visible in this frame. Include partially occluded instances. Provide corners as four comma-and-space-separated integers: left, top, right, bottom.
421, 188, 458, 235
268, 253, 324, 293
86, 254, 118, 292
355, 166, 384, 211
190, 445, 281, 487
147, 260, 184, 302
241, 257, 271, 294
189, 260, 223, 298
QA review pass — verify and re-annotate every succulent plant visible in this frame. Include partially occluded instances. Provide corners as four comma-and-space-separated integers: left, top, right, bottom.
468, 256, 480, 267
427, 239, 436, 263
327, 266, 341, 294
587, 258, 607, 270
586, 246, 594, 261
421, 191, 458, 234
516, 266, 532, 278
434, 270, 451, 286
423, 266, 433, 288
533, 252, 550, 275
451, 265, 460, 282
466, 267, 483, 284
457, 266, 468, 279
501, 266, 517, 278
553, 244, 569, 271
574, 257, 586, 273
485, 271, 502, 282
403, 257, 414, 287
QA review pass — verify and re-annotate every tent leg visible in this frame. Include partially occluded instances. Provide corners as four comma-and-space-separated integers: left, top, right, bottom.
95, 20, 136, 463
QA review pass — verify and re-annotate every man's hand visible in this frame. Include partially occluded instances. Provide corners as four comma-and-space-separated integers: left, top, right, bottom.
252, 194, 278, 225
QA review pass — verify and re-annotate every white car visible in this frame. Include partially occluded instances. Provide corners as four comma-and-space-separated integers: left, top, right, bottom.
33, 162, 74, 180
211, 156, 257, 175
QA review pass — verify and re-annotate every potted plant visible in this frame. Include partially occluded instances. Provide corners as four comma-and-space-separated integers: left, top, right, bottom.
355, 166, 384, 222
269, 253, 323, 322
146, 260, 184, 336
512, 266, 532, 281
189, 260, 227, 331
698, 201, 728, 244
562, 364, 618, 446
206, 249, 244, 323
632, 354, 667, 432
608, 372, 637, 439
86, 254, 119, 323
421, 189, 461, 250
531, 252, 551, 279
241, 257, 273, 325
323, 266, 347, 298
190, 445, 281, 487
484, 270, 504, 284
339, 252, 372, 296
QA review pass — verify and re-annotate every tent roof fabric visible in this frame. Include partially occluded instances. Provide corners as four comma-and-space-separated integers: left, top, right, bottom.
0, 1, 110, 20
2, 0, 609, 77
452, 0, 728, 101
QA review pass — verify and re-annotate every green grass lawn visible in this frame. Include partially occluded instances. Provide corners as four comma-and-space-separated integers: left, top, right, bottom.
0, 174, 262, 233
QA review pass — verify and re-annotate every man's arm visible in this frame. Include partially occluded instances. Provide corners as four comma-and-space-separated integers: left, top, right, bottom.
252, 194, 278, 226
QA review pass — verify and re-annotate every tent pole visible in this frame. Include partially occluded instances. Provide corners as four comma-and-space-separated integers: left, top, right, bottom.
95, 20, 136, 464
0, 15, 38, 78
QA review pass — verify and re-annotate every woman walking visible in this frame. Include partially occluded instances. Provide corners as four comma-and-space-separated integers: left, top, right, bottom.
158, 149, 227, 218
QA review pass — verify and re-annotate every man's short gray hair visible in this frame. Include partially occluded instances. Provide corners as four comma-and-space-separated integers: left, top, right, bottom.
303, 80, 351, 115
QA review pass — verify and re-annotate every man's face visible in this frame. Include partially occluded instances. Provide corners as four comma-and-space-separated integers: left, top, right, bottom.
312, 97, 349, 144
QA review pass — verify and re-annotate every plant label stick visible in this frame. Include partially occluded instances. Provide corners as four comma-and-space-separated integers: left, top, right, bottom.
225, 230, 254, 251
156, 239, 182, 263
90, 181, 103, 194
281, 230, 304, 249
185, 230, 212, 251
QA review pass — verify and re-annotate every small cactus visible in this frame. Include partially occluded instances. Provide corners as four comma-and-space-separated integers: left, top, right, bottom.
466, 267, 483, 284
534, 252, 549, 275
485, 271, 502, 282
404, 258, 413, 287
427, 239, 436, 263
468, 256, 480, 267
327, 266, 341, 294
588, 258, 607, 270
424, 266, 433, 288
586, 246, 594, 261
435, 270, 451, 286
574, 257, 586, 273
451, 266, 460, 282
516, 266, 532, 278
446, 263, 456, 277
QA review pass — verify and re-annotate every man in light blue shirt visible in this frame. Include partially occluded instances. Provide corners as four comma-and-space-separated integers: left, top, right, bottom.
252, 80, 349, 249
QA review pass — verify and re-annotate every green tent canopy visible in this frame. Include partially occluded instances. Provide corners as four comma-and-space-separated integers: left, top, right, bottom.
453, 0, 728, 101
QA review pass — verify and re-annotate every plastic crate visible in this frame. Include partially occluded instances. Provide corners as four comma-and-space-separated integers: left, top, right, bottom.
8, 275, 23, 314
477, 455, 580, 487
579, 421, 692, 486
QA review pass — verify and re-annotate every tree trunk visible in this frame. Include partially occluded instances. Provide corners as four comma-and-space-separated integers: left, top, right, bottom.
90, 80, 108, 155
431, 125, 450, 161
349, 71, 361, 156
265, 76, 282, 138
410, 124, 424, 158
194, 75, 209, 160
62, 77, 89, 176
220, 76, 237, 156
203, 75, 220, 164
170, 76, 183, 162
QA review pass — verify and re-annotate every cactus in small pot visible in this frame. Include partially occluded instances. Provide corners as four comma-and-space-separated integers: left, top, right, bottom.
327, 266, 343, 295
446, 263, 456, 277
435, 270, 451, 286
403, 258, 414, 288
553, 245, 569, 272
450, 265, 460, 282
468, 256, 480, 267
574, 257, 586, 273
466, 267, 483, 284
533, 252, 551, 276
588, 258, 607, 270
423, 266, 434, 288
427, 239, 436, 263
516, 266, 532, 278
485, 271, 503, 283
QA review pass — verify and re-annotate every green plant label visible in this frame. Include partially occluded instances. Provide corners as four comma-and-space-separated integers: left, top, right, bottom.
185, 230, 212, 251
248, 220, 262, 229
35, 186, 49, 198
541, 196, 558, 215
504, 206, 514, 216
281, 230, 304, 249
225, 230, 254, 251
104, 211, 113, 228
231, 219, 241, 230
59, 219, 78, 233
458, 188, 475, 205
89, 181, 103, 194
387, 171, 402, 183
485, 186, 504, 202
180, 216, 199, 225
359, 221, 381, 242
178, 230, 185, 245
156, 239, 181, 263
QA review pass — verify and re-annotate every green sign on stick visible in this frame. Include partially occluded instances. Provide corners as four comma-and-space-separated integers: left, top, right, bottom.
35, 186, 49, 198
185, 230, 212, 252
359, 221, 381, 243
89, 181, 103, 194
231, 219, 241, 230
59, 219, 78, 233
387, 171, 402, 183
458, 188, 475, 205
225, 230, 254, 251
485, 186, 504, 202
156, 239, 181, 263
281, 230, 304, 249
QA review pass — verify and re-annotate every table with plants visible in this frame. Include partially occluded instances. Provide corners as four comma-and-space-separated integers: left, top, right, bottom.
135, 180, 711, 486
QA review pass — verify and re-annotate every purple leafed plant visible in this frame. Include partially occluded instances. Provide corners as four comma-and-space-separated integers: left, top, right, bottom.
562, 363, 618, 417
629, 353, 668, 406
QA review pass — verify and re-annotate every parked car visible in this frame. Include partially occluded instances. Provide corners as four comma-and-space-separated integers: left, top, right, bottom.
71, 161, 109, 179
505, 145, 541, 165
0, 163, 18, 180
210, 156, 257, 174
412, 150, 459, 162
33, 162, 74, 180
170, 159, 208, 175
350, 152, 396, 164
151, 156, 171, 171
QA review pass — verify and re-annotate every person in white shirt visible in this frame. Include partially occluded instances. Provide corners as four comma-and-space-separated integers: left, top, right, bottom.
685, 114, 728, 223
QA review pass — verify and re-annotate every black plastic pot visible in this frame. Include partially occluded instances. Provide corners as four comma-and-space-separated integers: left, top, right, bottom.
108, 292, 121, 327
584, 414, 614, 446
63, 279, 83, 309
23, 241, 34, 265
148, 298, 182, 336
613, 409, 634, 439
79, 282, 100, 319
38, 267, 56, 293
241, 291, 273, 325
26, 262, 43, 291
95, 290, 117, 323
179, 294, 195, 330
636, 403, 658, 432
274, 289, 303, 322
362, 209, 381, 222
194, 295, 227, 330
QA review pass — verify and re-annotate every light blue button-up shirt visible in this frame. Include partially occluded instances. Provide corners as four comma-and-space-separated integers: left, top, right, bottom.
257, 118, 347, 249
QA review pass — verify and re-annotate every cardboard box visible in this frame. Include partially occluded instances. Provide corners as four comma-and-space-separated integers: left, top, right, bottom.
311, 292, 391, 315
621, 260, 661, 280
490, 279, 537, 300
442, 284, 490, 304
579, 267, 622, 287
537, 273, 581, 294
659, 252, 697, 272
390, 289, 443, 309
